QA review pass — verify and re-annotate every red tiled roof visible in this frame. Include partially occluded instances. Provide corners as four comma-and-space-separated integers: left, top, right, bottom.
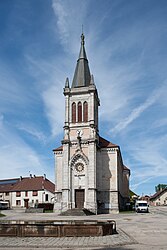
99, 136, 118, 148
0, 176, 55, 194
0, 178, 19, 192
150, 188, 167, 200
53, 145, 63, 151
11, 176, 55, 193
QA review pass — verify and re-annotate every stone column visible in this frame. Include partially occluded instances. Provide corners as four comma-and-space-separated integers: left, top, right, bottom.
62, 141, 70, 211
87, 140, 97, 213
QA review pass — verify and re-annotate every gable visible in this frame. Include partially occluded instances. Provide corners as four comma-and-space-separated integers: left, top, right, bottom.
99, 136, 118, 148
150, 188, 167, 201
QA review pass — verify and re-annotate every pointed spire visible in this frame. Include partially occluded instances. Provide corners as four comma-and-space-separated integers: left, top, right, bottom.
79, 33, 87, 59
71, 33, 91, 88
90, 74, 95, 85
65, 77, 69, 88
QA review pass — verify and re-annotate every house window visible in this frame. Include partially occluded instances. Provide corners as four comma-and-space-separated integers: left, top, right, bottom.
72, 102, 76, 123
45, 194, 49, 202
16, 191, 21, 197
25, 191, 28, 197
16, 200, 21, 206
32, 191, 38, 196
5, 192, 9, 196
83, 101, 88, 122
78, 102, 82, 122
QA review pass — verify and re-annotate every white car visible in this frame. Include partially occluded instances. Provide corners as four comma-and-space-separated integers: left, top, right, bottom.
135, 200, 149, 213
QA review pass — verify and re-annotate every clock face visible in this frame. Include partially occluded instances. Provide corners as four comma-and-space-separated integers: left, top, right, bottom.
75, 163, 84, 173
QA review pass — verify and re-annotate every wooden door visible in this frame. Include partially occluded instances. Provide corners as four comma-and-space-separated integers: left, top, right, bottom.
75, 189, 84, 209
24, 199, 29, 208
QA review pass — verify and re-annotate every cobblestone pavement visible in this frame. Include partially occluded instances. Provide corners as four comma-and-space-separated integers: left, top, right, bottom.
0, 229, 135, 249
0, 206, 167, 249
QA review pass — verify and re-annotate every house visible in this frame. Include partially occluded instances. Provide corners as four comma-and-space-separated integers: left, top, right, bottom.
0, 175, 55, 209
53, 33, 130, 214
150, 188, 167, 206
139, 195, 150, 202
0, 178, 19, 207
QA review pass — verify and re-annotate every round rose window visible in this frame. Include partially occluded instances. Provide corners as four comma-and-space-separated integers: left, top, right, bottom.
75, 163, 84, 173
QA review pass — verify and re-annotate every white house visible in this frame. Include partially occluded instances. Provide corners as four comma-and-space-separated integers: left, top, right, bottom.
150, 188, 167, 206
0, 175, 55, 209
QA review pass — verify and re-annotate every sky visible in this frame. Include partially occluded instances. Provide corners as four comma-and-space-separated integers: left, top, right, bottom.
0, 0, 167, 196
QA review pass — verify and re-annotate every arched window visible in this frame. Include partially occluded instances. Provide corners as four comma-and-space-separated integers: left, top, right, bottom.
72, 102, 76, 123
83, 101, 88, 122
78, 102, 82, 122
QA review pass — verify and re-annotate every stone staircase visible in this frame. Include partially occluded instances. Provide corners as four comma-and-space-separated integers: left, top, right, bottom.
59, 208, 95, 216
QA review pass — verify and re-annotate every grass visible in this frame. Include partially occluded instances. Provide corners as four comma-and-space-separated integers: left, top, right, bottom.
0, 211, 6, 217
120, 210, 135, 214
44, 210, 54, 213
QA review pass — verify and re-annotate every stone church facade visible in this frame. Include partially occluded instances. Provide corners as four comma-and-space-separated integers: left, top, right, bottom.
53, 34, 130, 214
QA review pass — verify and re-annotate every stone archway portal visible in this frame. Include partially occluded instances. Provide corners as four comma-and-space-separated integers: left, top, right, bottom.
75, 189, 85, 209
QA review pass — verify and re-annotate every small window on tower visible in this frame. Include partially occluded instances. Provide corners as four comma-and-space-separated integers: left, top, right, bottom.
72, 102, 76, 123
78, 102, 82, 122
83, 101, 88, 122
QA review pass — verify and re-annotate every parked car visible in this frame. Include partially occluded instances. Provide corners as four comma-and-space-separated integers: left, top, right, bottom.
135, 200, 149, 213
0, 201, 9, 210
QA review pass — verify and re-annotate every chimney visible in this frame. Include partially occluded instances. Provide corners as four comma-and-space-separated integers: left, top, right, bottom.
20, 176, 22, 181
30, 174, 32, 179
44, 174, 46, 180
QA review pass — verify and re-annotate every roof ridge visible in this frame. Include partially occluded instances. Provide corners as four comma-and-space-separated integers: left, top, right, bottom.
150, 187, 167, 199
99, 136, 118, 148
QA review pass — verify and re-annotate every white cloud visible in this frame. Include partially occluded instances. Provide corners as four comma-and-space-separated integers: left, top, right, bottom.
42, 84, 64, 137
131, 177, 154, 192
52, 0, 69, 45
52, 0, 89, 54
0, 114, 4, 128
111, 86, 163, 134
17, 124, 47, 143
24, 53, 65, 137
127, 132, 167, 193
0, 123, 45, 179
94, 64, 141, 122
0, 63, 29, 113
152, 118, 167, 129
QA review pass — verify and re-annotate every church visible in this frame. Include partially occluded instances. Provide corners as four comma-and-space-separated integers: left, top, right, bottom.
53, 33, 130, 214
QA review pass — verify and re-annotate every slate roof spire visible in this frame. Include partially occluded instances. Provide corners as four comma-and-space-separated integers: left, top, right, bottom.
71, 33, 91, 88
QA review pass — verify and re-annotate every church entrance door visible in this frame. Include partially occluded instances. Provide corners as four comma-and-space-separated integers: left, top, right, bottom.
75, 189, 84, 209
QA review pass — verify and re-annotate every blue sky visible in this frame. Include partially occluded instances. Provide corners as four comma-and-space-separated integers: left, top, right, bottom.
0, 0, 167, 196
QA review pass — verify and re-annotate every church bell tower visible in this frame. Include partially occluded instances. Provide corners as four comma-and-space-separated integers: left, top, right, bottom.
54, 33, 100, 213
